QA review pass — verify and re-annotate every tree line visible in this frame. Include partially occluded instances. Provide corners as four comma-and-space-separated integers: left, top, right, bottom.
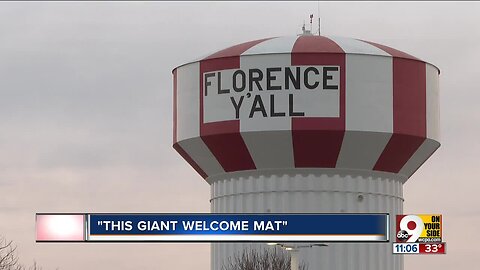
0, 236, 54, 270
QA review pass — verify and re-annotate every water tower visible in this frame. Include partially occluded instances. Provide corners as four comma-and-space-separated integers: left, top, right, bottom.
172, 34, 440, 270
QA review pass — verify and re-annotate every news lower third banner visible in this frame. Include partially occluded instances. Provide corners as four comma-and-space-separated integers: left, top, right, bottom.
35, 213, 389, 242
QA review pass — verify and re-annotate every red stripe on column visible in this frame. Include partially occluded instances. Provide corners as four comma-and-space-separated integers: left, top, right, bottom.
292, 130, 345, 167
291, 36, 346, 167
200, 57, 240, 73
200, 58, 254, 173
201, 120, 255, 172
292, 35, 345, 54
202, 120, 239, 136
198, 39, 270, 173
374, 59, 427, 173
173, 143, 208, 179
392, 59, 427, 137
373, 134, 425, 173
173, 69, 178, 144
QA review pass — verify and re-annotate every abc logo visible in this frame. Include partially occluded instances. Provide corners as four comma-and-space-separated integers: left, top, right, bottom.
396, 230, 409, 241
396, 215, 424, 242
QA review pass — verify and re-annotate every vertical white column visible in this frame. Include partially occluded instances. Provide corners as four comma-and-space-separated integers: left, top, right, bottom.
209, 169, 405, 270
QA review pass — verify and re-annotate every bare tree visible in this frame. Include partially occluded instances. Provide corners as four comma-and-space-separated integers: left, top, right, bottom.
0, 236, 20, 270
0, 236, 49, 270
222, 247, 308, 270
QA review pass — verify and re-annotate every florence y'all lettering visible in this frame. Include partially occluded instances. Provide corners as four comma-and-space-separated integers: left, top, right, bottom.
204, 66, 339, 119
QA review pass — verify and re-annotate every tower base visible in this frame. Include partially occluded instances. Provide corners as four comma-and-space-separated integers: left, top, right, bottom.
209, 169, 405, 270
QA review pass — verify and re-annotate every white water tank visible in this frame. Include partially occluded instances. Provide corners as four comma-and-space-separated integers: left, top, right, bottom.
172, 35, 440, 270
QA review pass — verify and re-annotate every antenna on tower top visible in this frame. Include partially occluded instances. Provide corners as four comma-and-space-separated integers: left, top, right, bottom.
301, 20, 312, 36
300, 17, 313, 36
317, 1, 321, 36
318, 17, 321, 36
300, 15, 317, 36
310, 14, 313, 33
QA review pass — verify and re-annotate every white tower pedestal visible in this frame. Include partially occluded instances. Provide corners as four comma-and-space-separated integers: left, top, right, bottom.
209, 169, 405, 270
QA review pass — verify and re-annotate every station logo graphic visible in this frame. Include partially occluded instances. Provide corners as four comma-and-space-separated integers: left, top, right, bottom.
396, 214, 442, 243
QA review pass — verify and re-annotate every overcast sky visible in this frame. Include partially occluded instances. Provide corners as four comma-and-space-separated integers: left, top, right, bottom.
0, 1, 479, 269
